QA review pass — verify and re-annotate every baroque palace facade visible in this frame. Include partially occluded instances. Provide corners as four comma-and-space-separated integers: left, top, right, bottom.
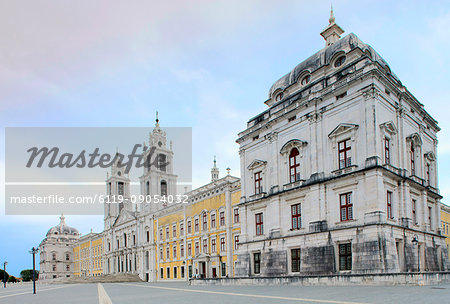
235, 12, 449, 276
102, 120, 241, 282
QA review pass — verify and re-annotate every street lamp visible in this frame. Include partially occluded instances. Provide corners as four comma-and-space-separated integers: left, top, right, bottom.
412, 234, 419, 272
29, 247, 39, 294
3, 261, 7, 288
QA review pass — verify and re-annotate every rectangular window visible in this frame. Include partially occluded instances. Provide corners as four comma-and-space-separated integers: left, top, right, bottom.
234, 208, 239, 223
339, 243, 352, 271
180, 223, 184, 236
211, 214, 216, 228
202, 213, 208, 230
254, 252, 261, 274
220, 211, 225, 226
338, 139, 351, 169
166, 247, 170, 259
410, 143, 415, 175
412, 199, 417, 225
188, 243, 192, 256
160, 247, 163, 260
255, 213, 264, 235
211, 239, 216, 253
384, 137, 390, 164
340, 193, 353, 221
173, 225, 177, 238
220, 237, 226, 252
291, 203, 301, 229
426, 164, 431, 185
166, 227, 169, 239
428, 206, 432, 227
195, 241, 199, 255
180, 244, 184, 257
118, 182, 124, 195
187, 221, 192, 234
195, 219, 199, 232
203, 239, 208, 253
159, 229, 163, 240
173, 246, 177, 259
167, 267, 170, 279
387, 191, 393, 219
289, 148, 300, 182
291, 249, 301, 272
254, 171, 262, 194
234, 235, 239, 250
146, 231, 150, 242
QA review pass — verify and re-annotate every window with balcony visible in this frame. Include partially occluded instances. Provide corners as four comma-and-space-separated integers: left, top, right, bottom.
338, 139, 351, 169
254, 171, 262, 194
340, 192, 353, 221
203, 239, 208, 253
255, 213, 264, 235
387, 191, 393, 219
384, 137, 390, 164
289, 148, 300, 182
291, 203, 301, 229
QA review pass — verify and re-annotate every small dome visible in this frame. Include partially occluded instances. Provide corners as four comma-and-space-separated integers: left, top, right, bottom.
46, 215, 79, 237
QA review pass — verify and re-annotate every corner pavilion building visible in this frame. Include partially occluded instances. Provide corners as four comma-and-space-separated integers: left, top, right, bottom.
235, 11, 450, 276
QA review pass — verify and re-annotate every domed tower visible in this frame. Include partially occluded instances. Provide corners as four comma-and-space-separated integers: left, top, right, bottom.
39, 214, 80, 280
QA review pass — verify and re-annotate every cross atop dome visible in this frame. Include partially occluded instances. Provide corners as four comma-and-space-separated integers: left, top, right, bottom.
320, 5, 344, 47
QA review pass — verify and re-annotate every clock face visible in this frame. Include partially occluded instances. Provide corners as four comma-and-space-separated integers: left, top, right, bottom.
158, 141, 162, 147
117, 171, 121, 176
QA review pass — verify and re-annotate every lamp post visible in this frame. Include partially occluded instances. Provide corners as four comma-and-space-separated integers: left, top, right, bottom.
29, 247, 39, 294
3, 261, 7, 288
412, 234, 419, 272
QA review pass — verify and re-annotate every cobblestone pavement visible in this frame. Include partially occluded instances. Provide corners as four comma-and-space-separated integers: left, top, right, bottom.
1, 281, 449, 303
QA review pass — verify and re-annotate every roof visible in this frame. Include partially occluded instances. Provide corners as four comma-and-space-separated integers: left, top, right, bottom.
268, 33, 397, 99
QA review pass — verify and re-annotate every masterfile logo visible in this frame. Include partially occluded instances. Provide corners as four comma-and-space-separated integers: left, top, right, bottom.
5, 127, 192, 215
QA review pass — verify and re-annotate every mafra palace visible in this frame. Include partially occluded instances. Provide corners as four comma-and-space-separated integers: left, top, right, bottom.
38, 11, 450, 282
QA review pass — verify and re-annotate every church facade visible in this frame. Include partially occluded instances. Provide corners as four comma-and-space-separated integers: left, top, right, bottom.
102, 119, 241, 282
234, 12, 449, 276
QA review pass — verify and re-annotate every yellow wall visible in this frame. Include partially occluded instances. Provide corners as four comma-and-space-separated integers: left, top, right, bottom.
440, 203, 450, 260
73, 234, 103, 277
155, 189, 241, 280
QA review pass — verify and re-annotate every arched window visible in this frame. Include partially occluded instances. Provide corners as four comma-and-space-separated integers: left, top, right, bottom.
289, 148, 300, 183
301, 74, 311, 85
161, 180, 168, 196
275, 92, 283, 101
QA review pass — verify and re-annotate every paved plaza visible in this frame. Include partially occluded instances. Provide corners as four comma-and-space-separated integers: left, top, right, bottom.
0, 282, 449, 304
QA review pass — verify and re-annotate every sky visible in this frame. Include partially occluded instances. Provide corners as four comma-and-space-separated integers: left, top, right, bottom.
1, 0, 450, 277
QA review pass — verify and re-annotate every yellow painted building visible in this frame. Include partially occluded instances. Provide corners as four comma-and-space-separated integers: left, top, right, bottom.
440, 203, 450, 260
155, 175, 241, 280
73, 231, 104, 277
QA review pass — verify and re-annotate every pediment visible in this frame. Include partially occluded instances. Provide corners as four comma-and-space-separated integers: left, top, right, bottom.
328, 123, 359, 138
113, 209, 136, 228
406, 133, 422, 146
280, 139, 308, 154
247, 159, 267, 170
379, 121, 397, 135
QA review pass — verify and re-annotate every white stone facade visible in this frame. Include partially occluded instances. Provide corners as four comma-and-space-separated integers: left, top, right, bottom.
235, 16, 449, 276
39, 215, 80, 280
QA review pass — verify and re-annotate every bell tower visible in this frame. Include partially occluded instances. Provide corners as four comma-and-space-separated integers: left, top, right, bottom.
320, 5, 344, 47
140, 113, 178, 212
104, 154, 131, 229
211, 156, 219, 182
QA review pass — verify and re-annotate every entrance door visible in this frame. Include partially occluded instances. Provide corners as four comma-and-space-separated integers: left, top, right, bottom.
201, 262, 206, 278
212, 267, 217, 278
